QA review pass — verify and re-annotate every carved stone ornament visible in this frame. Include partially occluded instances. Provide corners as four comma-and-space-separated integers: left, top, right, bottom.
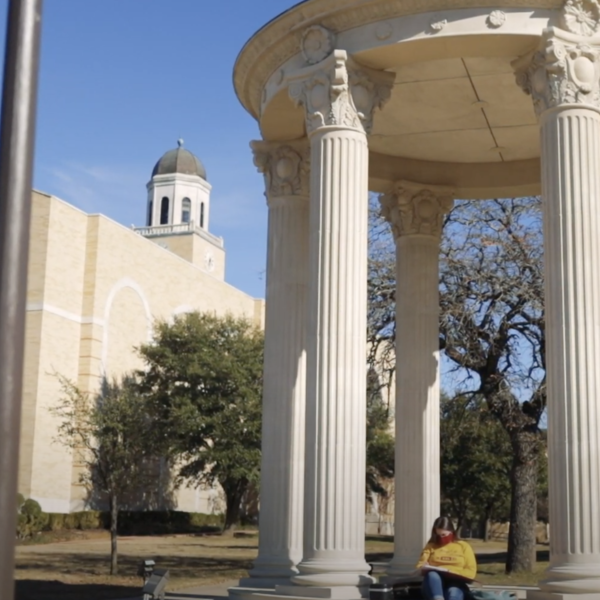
380, 182, 454, 239
514, 28, 600, 115
487, 10, 506, 28
301, 25, 336, 65
560, 0, 600, 36
288, 50, 395, 135
375, 21, 393, 41
430, 18, 448, 32
251, 140, 310, 200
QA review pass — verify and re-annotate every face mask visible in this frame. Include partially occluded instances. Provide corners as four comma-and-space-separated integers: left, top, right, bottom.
438, 532, 454, 546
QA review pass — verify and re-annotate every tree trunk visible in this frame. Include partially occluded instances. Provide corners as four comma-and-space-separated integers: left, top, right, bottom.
506, 431, 538, 573
483, 504, 494, 542
109, 493, 118, 575
222, 480, 247, 533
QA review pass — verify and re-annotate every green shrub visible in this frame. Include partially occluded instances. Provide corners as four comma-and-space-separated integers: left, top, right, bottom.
20, 505, 224, 537
116, 510, 224, 535
46, 513, 65, 531
17, 498, 48, 539
75, 511, 102, 530
63, 513, 78, 529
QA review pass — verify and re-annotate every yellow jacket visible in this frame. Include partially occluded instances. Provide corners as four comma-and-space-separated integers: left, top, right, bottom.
416, 540, 477, 580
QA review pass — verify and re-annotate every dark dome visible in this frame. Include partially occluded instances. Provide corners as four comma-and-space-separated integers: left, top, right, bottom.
152, 140, 207, 180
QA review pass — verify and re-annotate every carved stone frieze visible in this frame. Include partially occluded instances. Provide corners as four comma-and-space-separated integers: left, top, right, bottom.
288, 50, 394, 135
380, 181, 454, 239
514, 27, 600, 115
235, 0, 559, 119
251, 140, 310, 200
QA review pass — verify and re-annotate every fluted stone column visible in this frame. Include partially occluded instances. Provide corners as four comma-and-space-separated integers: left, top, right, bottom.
280, 49, 394, 598
243, 140, 310, 587
380, 182, 453, 577
515, 20, 600, 600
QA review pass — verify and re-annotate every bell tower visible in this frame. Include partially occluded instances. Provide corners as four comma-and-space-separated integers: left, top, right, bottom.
146, 139, 212, 231
137, 140, 225, 280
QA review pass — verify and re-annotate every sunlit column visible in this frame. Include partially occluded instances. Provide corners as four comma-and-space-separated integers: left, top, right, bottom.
245, 140, 310, 585
286, 48, 394, 596
380, 182, 453, 577
515, 22, 600, 599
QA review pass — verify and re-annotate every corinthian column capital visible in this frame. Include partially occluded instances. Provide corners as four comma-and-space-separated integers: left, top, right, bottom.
288, 49, 394, 135
251, 140, 310, 202
513, 17, 600, 116
380, 181, 454, 240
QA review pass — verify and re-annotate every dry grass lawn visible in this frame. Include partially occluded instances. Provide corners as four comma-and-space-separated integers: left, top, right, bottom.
13, 531, 549, 600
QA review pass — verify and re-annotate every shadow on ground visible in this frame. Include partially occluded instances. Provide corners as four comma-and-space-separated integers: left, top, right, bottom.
16, 552, 252, 580
365, 548, 550, 570
477, 550, 549, 565
166, 595, 228, 600
15, 579, 139, 600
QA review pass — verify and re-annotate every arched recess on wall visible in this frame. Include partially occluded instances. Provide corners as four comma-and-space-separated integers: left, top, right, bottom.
182, 198, 191, 224
101, 278, 153, 374
171, 304, 195, 324
160, 197, 169, 225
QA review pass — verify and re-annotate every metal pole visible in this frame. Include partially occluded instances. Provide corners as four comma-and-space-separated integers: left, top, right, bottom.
0, 1, 43, 598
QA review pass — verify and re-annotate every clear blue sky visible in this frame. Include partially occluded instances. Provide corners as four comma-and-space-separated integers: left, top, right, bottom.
0, 0, 301, 299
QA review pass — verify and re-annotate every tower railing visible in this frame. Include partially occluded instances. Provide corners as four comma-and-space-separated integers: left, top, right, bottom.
133, 221, 224, 248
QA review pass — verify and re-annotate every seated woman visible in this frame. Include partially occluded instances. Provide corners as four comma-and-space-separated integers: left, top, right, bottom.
416, 516, 477, 600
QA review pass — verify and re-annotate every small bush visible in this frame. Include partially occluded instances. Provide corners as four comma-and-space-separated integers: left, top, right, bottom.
19, 504, 224, 538
76, 510, 102, 530
46, 513, 65, 531
117, 510, 224, 535
17, 498, 48, 539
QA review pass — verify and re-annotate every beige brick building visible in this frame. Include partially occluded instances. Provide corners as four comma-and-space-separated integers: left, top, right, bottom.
18, 142, 264, 514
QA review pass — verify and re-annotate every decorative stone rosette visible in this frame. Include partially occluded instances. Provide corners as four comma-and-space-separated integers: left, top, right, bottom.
301, 25, 336, 65
289, 50, 395, 135
251, 140, 310, 199
380, 182, 454, 239
514, 28, 600, 115
560, 0, 600, 37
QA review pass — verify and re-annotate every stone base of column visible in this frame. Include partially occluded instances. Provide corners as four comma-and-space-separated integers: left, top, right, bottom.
238, 577, 297, 588
247, 558, 300, 583
228, 586, 369, 600
228, 586, 370, 600
228, 586, 279, 600
277, 585, 370, 598
386, 556, 420, 578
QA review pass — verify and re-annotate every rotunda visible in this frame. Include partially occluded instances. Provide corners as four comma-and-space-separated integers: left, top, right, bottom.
231, 1, 600, 600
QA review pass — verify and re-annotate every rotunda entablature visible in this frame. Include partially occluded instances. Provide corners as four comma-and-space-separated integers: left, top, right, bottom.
234, 0, 600, 198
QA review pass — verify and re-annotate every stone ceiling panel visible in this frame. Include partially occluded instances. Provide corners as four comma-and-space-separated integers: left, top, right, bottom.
391, 58, 467, 83
492, 125, 540, 161
471, 72, 538, 128
374, 77, 488, 136
369, 128, 500, 163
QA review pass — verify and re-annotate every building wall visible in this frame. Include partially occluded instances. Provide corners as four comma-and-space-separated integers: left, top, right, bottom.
19, 191, 264, 514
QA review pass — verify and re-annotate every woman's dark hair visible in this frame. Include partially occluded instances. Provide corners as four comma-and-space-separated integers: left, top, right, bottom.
428, 516, 458, 544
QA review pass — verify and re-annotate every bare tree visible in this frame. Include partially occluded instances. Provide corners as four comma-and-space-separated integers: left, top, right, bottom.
368, 196, 546, 573
439, 197, 545, 573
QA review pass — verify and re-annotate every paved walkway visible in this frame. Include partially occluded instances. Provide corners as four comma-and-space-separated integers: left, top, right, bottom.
118, 579, 538, 600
